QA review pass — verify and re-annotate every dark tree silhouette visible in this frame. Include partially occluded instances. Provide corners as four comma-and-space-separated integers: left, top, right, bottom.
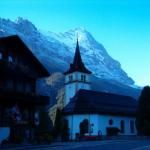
80, 119, 89, 136
61, 119, 69, 141
52, 109, 69, 140
136, 86, 150, 135
38, 107, 51, 132
52, 108, 62, 138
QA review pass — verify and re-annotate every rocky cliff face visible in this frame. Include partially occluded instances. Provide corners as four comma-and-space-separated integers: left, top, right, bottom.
0, 18, 141, 102
0, 17, 134, 85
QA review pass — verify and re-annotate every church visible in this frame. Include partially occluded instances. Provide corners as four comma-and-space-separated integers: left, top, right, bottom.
63, 39, 138, 140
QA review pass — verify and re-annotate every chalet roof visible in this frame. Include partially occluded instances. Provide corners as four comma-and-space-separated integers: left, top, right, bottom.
64, 39, 92, 75
64, 89, 138, 116
0, 35, 50, 77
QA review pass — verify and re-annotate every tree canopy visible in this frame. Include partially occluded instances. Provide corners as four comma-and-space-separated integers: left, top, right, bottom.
136, 86, 150, 135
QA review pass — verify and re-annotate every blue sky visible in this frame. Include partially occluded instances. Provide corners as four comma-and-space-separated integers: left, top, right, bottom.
0, 0, 150, 86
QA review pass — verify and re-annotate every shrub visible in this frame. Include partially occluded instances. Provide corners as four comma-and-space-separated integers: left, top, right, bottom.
12, 135, 23, 144
106, 127, 120, 136
35, 132, 53, 144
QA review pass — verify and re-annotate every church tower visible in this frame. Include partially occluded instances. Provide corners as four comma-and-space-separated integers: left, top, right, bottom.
64, 39, 92, 106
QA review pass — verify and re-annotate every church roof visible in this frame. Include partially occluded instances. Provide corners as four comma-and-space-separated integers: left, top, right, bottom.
63, 89, 137, 116
64, 39, 92, 75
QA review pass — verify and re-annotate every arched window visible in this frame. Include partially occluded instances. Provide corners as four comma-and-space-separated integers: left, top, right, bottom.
109, 119, 113, 125
130, 120, 134, 133
80, 119, 89, 136
120, 120, 125, 133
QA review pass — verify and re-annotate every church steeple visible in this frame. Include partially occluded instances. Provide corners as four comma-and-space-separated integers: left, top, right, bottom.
64, 38, 92, 106
64, 39, 92, 75
73, 38, 82, 67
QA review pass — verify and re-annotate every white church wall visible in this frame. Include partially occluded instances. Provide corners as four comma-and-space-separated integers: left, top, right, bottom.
66, 115, 88, 140
89, 114, 99, 135
65, 82, 76, 105
66, 114, 137, 140
76, 82, 91, 91
66, 114, 99, 140
98, 114, 137, 135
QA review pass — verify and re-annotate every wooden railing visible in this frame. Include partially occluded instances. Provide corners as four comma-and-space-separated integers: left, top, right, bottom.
0, 89, 49, 105
0, 60, 38, 78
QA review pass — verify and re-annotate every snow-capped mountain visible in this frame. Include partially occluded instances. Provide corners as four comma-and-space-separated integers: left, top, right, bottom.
0, 17, 134, 85
46, 27, 134, 85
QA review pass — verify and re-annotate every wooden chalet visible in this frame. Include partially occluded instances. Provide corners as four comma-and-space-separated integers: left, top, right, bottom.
0, 35, 50, 141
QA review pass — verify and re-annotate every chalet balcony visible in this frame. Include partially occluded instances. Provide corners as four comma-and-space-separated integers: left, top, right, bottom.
0, 59, 38, 78
0, 88, 49, 106
0, 104, 40, 128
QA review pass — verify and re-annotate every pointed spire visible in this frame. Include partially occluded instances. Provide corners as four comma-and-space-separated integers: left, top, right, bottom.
73, 38, 83, 68
64, 39, 92, 75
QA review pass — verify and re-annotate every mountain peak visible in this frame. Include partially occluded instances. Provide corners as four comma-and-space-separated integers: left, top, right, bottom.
15, 17, 37, 32
66, 27, 88, 36
73, 27, 87, 32
0, 18, 134, 85
63, 27, 95, 44
15, 17, 27, 24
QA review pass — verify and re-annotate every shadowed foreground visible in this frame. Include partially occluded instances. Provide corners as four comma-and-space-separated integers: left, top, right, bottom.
3, 140, 150, 150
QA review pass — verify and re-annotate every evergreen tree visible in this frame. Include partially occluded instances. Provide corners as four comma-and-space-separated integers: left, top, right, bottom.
52, 108, 62, 138
52, 109, 69, 140
61, 119, 69, 141
38, 107, 51, 133
35, 107, 53, 144
136, 86, 150, 135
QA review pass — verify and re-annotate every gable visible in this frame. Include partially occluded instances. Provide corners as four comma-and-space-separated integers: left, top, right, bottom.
0, 35, 49, 78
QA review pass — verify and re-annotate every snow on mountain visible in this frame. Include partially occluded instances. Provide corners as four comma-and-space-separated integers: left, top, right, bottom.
46, 27, 134, 85
0, 18, 134, 85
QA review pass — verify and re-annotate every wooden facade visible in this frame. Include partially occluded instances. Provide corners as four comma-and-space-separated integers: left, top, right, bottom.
0, 35, 50, 141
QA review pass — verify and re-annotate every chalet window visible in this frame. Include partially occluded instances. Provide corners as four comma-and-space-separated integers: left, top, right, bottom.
5, 80, 13, 91
120, 120, 125, 133
83, 75, 86, 82
16, 81, 24, 92
81, 75, 84, 81
25, 83, 33, 93
0, 52, 2, 60
8, 55, 13, 62
130, 120, 134, 133
109, 119, 113, 125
